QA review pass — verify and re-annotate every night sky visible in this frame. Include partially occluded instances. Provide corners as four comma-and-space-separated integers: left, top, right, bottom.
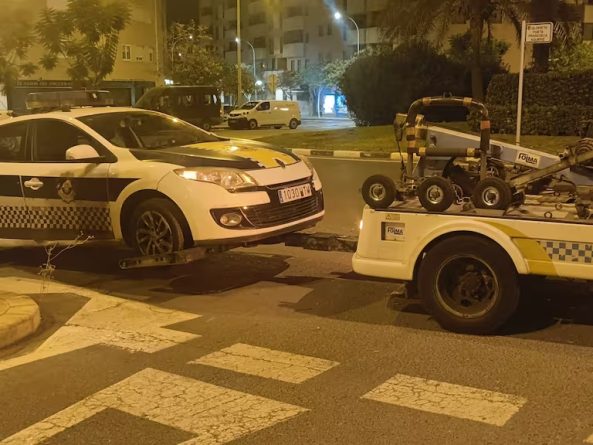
166, 0, 200, 25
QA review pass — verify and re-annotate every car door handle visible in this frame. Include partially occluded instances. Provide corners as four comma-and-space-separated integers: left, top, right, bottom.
24, 178, 44, 191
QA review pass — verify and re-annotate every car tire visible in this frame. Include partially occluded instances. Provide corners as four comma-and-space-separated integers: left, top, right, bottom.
248, 119, 258, 130
201, 120, 212, 131
289, 119, 299, 130
362, 175, 397, 209
130, 198, 187, 257
418, 235, 520, 334
417, 176, 455, 212
472, 177, 513, 210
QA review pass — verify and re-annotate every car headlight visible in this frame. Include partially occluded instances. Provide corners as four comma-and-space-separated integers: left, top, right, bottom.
175, 168, 258, 191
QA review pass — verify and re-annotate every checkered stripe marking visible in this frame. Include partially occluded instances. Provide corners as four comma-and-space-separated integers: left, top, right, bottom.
29, 206, 112, 232
538, 240, 593, 264
0, 207, 28, 229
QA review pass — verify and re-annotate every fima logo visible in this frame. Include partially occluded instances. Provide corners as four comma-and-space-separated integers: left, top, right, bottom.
386, 226, 404, 236
516, 152, 540, 167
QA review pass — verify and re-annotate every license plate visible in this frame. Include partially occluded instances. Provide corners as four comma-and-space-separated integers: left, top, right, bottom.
278, 183, 312, 203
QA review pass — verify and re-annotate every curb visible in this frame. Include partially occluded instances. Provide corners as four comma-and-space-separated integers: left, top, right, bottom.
0, 295, 41, 349
288, 148, 409, 161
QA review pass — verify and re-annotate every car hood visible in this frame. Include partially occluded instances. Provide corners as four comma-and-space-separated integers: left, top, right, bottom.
129, 139, 300, 170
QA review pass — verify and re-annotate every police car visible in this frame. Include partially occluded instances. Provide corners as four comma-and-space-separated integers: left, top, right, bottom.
0, 91, 323, 257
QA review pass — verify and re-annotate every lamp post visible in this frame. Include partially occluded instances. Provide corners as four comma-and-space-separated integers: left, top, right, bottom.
236, 0, 242, 105
170, 34, 192, 67
236, 37, 257, 81
334, 11, 360, 54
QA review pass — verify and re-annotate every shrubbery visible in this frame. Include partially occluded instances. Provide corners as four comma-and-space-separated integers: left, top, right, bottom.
339, 42, 469, 126
480, 70, 593, 135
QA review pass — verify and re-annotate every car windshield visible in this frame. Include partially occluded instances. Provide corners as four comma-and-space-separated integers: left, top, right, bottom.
239, 101, 258, 110
78, 111, 222, 149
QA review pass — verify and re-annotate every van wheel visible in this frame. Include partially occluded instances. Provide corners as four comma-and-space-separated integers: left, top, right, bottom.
418, 235, 520, 334
289, 119, 299, 130
201, 120, 212, 131
248, 119, 258, 130
130, 198, 187, 257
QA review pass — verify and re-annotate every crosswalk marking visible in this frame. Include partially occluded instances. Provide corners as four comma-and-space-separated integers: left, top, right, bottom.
0, 277, 201, 371
0, 368, 307, 445
189, 343, 339, 383
362, 374, 527, 427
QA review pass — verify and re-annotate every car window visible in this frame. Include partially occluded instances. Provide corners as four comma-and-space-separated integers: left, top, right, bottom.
203, 94, 218, 105
33, 120, 101, 162
239, 101, 258, 110
78, 111, 221, 149
258, 102, 270, 111
0, 122, 27, 162
175, 94, 196, 109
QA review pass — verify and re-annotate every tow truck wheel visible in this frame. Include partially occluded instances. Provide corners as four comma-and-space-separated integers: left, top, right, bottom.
362, 175, 397, 209
418, 235, 520, 334
472, 177, 513, 210
130, 198, 186, 256
417, 176, 455, 212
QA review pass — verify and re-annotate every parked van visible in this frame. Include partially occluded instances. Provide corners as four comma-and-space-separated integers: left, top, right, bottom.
135, 85, 223, 131
227, 100, 301, 130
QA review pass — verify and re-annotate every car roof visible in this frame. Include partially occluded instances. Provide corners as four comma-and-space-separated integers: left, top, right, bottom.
1, 107, 153, 125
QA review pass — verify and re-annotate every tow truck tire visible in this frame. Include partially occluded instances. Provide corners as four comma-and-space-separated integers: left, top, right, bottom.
362, 175, 397, 209
472, 177, 513, 210
248, 119, 258, 130
130, 198, 186, 257
418, 235, 520, 334
417, 176, 455, 212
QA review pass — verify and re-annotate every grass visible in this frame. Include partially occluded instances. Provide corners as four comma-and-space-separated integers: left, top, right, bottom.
258, 123, 580, 155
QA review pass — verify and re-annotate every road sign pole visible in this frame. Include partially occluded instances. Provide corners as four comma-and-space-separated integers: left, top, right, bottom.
516, 20, 527, 146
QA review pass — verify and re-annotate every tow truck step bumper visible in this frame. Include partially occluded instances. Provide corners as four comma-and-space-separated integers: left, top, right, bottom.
283, 232, 358, 252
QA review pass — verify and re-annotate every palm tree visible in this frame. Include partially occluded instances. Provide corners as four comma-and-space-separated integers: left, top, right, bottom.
381, 0, 523, 100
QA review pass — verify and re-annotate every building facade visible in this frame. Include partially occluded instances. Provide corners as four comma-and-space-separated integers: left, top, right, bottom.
3, 0, 167, 112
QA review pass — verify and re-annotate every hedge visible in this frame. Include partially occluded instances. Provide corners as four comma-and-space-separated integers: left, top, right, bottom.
469, 105, 593, 136
487, 70, 593, 107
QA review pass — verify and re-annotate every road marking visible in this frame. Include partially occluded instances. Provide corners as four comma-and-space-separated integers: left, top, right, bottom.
362, 374, 527, 426
190, 343, 339, 383
0, 368, 307, 445
0, 276, 201, 371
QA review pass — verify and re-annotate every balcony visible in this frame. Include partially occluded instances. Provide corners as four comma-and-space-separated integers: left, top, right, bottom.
282, 43, 305, 58
283, 16, 305, 31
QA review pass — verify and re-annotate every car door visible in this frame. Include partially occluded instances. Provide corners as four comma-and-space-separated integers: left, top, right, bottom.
256, 101, 272, 126
21, 118, 114, 241
0, 121, 29, 239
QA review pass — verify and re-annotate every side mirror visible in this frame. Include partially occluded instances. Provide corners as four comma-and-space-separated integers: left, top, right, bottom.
66, 144, 104, 162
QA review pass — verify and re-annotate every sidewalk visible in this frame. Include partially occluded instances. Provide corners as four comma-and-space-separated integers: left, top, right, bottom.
0, 294, 40, 349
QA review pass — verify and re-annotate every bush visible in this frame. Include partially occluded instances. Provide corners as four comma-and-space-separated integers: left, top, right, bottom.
340, 42, 469, 126
469, 105, 593, 136
481, 70, 593, 135
487, 71, 593, 107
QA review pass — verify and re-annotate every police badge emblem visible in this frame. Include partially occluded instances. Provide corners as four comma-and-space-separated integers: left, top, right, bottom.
57, 179, 76, 203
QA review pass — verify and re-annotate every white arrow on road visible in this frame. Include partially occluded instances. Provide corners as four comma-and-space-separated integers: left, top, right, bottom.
0, 275, 201, 371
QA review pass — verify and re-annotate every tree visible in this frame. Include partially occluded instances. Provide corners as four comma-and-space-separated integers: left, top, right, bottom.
297, 64, 328, 117
278, 70, 301, 96
0, 5, 37, 94
36, 0, 130, 87
167, 21, 224, 85
550, 42, 593, 72
222, 64, 255, 103
381, 0, 523, 100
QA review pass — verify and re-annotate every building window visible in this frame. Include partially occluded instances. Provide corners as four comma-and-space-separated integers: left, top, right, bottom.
249, 12, 266, 25
290, 59, 296, 71
253, 36, 266, 48
286, 6, 303, 18
297, 59, 302, 71
122, 45, 131, 61
284, 30, 304, 44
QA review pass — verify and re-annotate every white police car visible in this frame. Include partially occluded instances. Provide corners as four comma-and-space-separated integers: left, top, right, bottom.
0, 91, 323, 256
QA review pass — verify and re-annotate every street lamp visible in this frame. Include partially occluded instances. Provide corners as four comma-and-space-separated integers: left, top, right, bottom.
170, 34, 193, 72
235, 37, 256, 80
334, 11, 360, 54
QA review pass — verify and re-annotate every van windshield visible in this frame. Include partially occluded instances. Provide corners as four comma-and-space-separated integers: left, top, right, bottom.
239, 101, 259, 110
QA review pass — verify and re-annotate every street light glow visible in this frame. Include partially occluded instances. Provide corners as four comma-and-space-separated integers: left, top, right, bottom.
334, 11, 342, 20
235, 37, 240, 43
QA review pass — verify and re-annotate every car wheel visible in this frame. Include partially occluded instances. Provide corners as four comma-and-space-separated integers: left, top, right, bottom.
248, 119, 258, 130
289, 119, 299, 130
201, 120, 212, 131
418, 235, 520, 334
472, 177, 513, 210
417, 176, 455, 212
130, 198, 186, 256
362, 175, 397, 209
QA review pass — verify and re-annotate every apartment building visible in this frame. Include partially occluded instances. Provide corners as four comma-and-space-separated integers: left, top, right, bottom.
4, 0, 166, 111
196, 0, 387, 109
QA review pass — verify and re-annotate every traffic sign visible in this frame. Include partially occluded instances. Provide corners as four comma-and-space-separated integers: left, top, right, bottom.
526, 22, 553, 44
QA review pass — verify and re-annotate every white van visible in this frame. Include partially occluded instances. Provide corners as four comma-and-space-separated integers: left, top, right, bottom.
227, 100, 301, 130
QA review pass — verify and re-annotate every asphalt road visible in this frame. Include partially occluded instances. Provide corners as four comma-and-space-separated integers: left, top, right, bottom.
1, 245, 593, 444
